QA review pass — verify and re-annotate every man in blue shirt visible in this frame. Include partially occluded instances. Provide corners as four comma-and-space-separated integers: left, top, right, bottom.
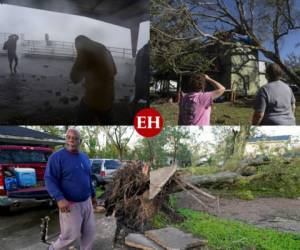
45, 128, 96, 250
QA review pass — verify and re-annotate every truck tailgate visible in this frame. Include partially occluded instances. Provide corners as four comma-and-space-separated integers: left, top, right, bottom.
7, 186, 50, 199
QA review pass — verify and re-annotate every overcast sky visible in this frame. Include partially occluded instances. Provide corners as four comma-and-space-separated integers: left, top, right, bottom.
106, 126, 300, 149
0, 4, 149, 50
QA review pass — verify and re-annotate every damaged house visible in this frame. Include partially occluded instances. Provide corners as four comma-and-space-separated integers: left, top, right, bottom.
203, 31, 268, 96
152, 31, 268, 98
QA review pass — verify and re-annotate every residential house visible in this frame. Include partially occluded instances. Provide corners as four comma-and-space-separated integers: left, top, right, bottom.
245, 135, 291, 157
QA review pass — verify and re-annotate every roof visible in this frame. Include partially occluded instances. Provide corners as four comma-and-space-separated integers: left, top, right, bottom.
0, 126, 65, 146
1, 0, 148, 29
247, 135, 290, 143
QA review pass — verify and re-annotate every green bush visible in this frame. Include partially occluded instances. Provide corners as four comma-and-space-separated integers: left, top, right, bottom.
211, 159, 300, 199
234, 190, 254, 200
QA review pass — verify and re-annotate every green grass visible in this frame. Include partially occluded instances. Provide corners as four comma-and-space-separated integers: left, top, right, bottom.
152, 101, 300, 125
96, 186, 104, 198
178, 209, 300, 250
152, 209, 300, 250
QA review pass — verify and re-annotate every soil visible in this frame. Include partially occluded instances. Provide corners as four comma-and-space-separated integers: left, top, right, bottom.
175, 191, 300, 233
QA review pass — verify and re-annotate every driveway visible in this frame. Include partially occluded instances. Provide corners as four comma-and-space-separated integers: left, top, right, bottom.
0, 203, 121, 250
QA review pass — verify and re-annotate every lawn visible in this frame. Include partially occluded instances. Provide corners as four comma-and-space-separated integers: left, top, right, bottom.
152, 208, 300, 250
152, 100, 300, 125
177, 209, 300, 250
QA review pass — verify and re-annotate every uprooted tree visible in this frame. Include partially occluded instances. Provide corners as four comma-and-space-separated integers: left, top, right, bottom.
151, 0, 300, 86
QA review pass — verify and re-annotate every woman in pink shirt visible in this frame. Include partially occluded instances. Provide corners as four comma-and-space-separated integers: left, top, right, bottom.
178, 74, 225, 125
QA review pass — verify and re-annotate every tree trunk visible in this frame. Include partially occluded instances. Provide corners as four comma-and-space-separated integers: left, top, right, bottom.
231, 125, 251, 160
183, 172, 241, 186
224, 126, 252, 169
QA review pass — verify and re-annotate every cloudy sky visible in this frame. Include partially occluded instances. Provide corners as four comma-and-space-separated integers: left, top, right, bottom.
104, 126, 300, 149
0, 4, 149, 50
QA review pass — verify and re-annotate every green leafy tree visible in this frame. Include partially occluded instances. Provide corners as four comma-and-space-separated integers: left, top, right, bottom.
151, 0, 214, 91
103, 126, 134, 160
163, 126, 191, 163
135, 131, 169, 168
152, 0, 300, 85
80, 126, 103, 158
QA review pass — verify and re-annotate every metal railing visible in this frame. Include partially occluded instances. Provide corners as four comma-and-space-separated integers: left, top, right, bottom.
21, 39, 132, 59
22, 40, 76, 59
0, 33, 132, 59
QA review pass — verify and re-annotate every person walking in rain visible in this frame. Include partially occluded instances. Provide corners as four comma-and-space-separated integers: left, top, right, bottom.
70, 35, 117, 124
3, 34, 19, 75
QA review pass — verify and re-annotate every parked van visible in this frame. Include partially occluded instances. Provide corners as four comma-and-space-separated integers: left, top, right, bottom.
0, 145, 53, 213
90, 159, 122, 187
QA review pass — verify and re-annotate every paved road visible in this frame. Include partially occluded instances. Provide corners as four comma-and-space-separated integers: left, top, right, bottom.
175, 191, 300, 233
0, 203, 121, 250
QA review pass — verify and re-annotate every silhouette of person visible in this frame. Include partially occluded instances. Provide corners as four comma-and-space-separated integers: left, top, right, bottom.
3, 34, 19, 74
133, 42, 150, 106
45, 33, 51, 46
70, 35, 117, 124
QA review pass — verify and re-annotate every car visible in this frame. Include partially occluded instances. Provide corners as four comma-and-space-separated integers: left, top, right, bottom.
90, 159, 122, 188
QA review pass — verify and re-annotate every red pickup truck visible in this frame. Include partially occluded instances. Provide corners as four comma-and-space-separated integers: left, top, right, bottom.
0, 145, 53, 213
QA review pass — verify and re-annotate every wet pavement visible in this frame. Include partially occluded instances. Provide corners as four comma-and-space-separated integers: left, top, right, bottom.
0, 203, 122, 250
0, 55, 134, 124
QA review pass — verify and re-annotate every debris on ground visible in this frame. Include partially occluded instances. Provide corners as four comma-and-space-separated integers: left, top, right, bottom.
125, 233, 164, 250
145, 227, 208, 249
94, 206, 106, 213
125, 227, 208, 250
102, 163, 219, 247
149, 165, 177, 199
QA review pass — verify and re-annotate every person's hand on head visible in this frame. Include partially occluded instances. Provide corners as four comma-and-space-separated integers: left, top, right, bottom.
203, 74, 210, 80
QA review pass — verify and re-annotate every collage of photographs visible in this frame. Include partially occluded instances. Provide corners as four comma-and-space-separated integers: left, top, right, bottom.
0, 0, 300, 250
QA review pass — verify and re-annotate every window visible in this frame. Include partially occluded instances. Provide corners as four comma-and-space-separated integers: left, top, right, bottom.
0, 150, 51, 163
104, 160, 121, 170
91, 160, 103, 172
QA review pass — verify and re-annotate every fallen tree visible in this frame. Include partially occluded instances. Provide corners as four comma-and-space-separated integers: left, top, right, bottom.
102, 163, 218, 246
183, 171, 242, 186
